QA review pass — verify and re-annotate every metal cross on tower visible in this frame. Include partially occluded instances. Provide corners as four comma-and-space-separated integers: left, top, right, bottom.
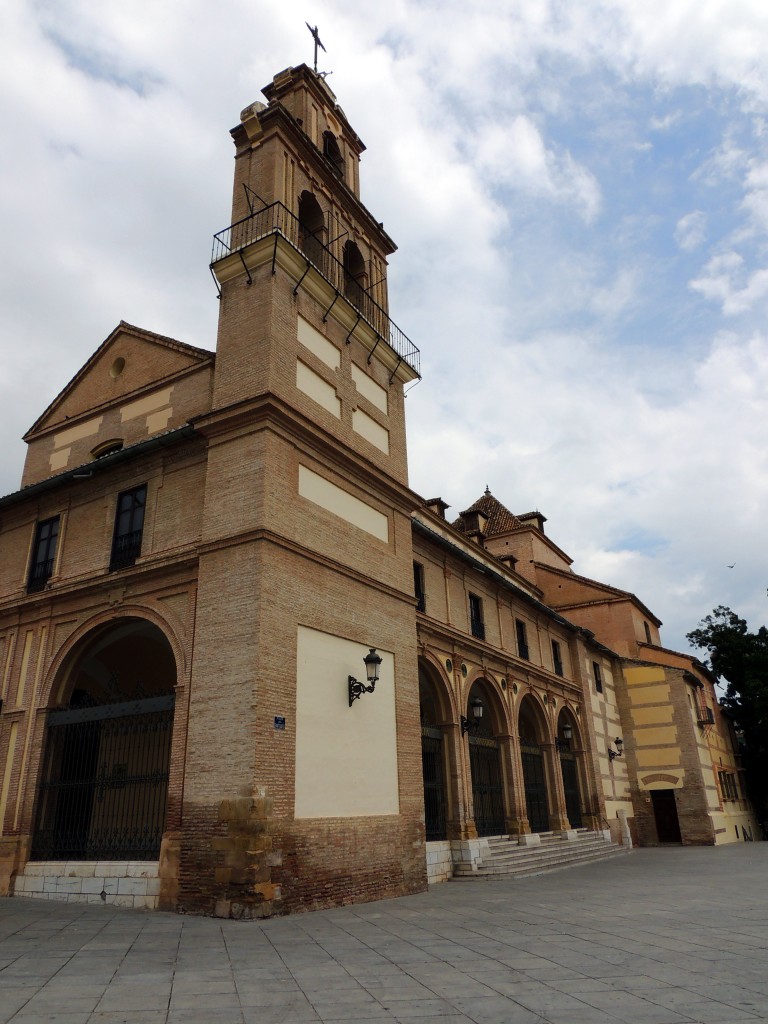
305, 23, 326, 73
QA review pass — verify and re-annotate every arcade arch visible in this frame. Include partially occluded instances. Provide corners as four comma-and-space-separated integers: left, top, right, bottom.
518, 695, 551, 833
31, 618, 177, 862
418, 660, 451, 842
465, 679, 505, 836
557, 707, 583, 828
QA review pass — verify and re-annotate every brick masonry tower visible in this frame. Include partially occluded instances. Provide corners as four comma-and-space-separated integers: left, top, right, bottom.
181, 64, 425, 915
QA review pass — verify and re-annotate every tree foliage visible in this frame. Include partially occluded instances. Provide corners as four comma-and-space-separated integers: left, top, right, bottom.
687, 606, 768, 816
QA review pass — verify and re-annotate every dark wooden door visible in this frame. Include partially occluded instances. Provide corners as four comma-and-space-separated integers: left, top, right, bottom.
651, 789, 682, 843
521, 742, 550, 833
421, 726, 447, 841
469, 736, 505, 836
560, 753, 582, 828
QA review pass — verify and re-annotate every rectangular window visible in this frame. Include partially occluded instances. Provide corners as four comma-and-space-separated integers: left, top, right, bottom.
469, 593, 485, 640
643, 620, 652, 644
593, 661, 604, 694
110, 485, 147, 571
515, 619, 529, 661
413, 562, 426, 613
551, 640, 564, 677
719, 771, 738, 801
27, 516, 60, 593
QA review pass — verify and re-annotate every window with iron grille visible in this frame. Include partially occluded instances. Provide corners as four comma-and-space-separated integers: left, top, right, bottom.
27, 516, 60, 593
551, 639, 564, 677
516, 619, 529, 660
593, 661, 604, 693
110, 485, 147, 571
719, 770, 739, 801
414, 561, 426, 613
469, 593, 485, 640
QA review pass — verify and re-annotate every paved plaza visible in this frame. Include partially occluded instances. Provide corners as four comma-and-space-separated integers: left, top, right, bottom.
0, 845, 766, 1024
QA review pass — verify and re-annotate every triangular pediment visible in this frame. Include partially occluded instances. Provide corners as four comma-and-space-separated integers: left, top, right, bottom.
25, 322, 214, 439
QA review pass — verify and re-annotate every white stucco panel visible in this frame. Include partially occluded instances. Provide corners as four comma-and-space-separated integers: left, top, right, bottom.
295, 626, 399, 818
296, 360, 341, 418
352, 408, 390, 454
351, 363, 388, 414
297, 315, 341, 369
298, 465, 388, 542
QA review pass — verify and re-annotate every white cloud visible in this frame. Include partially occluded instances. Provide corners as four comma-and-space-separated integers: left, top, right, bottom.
472, 116, 602, 220
691, 253, 768, 315
675, 211, 707, 251
4, 0, 768, 658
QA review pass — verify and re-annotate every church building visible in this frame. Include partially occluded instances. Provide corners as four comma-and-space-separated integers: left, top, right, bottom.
0, 64, 757, 918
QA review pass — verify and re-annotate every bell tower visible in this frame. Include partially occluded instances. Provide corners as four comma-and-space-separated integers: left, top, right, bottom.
181, 65, 425, 916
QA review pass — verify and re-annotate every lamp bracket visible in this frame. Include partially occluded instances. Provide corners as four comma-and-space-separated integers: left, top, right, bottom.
349, 676, 376, 707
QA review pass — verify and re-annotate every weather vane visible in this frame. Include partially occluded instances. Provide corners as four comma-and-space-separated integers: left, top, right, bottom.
305, 23, 326, 74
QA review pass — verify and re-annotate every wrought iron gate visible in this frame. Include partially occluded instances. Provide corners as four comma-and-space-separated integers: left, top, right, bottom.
421, 726, 447, 841
560, 752, 582, 828
469, 736, 505, 836
31, 695, 174, 861
521, 742, 550, 833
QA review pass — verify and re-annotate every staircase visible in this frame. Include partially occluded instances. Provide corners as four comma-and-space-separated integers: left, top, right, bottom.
452, 829, 630, 880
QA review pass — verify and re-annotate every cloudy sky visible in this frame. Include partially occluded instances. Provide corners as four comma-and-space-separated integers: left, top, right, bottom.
2, 0, 768, 656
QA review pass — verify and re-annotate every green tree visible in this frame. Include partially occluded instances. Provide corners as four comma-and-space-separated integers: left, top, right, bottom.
687, 606, 768, 821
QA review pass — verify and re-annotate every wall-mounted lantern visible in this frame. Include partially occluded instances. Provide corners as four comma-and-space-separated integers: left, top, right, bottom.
348, 648, 382, 707
608, 737, 624, 761
555, 722, 573, 752
461, 696, 484, 735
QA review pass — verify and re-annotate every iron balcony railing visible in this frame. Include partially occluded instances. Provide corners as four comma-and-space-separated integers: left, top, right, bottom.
211, 200, 420, 377
697, 705, 715, 726
27, 557, 54, 593
110, 529, 143, 572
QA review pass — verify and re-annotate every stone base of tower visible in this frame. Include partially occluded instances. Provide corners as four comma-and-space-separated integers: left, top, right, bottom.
174, 798, 426, 918
274, 816, 427, 915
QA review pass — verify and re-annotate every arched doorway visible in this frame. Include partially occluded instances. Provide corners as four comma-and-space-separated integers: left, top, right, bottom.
519, 697, 550, 833
298, 190, 326, 269
31, 619, 176, 862
556, 709, 582, 828
466, 681, 505, 836
419, 664, 449, 842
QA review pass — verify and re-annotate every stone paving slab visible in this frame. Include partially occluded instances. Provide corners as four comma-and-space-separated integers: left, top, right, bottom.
1, 846, 768, 1023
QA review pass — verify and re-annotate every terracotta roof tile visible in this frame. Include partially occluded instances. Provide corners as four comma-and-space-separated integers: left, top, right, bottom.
452, 487, 525, 536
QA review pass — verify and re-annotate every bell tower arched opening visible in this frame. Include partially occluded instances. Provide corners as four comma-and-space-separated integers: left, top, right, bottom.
31, 618, 177, 862
298, 190, 326, 270
323, 130, 345, 177
343, 240, 368, 312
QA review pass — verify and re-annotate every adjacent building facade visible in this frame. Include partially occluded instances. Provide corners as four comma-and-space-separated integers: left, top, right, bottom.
0, 64, 757, 918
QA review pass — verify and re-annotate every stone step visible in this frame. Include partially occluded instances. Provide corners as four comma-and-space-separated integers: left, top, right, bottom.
471, 844, 614, 869
452, 845, 630, 880
452, 830, 630, 881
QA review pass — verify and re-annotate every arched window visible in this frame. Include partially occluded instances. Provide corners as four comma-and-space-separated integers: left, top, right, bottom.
323, 131, 344, 177
298, 190, 326, 269
91, 438, 124, 459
